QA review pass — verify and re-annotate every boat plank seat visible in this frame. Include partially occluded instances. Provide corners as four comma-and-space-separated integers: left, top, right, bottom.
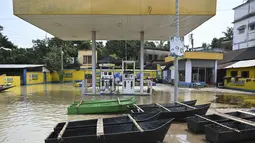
133, 104, 144, 113
156, 103, 171, 112
57, 121, 69, 140
76, 101, 83, 108
97, 118, 104, 137
117, 98, 121, 104
127, 114, 144, 132
195, 114, 241, 132
215, 112, 255, 127
237, 110, 255, 117
175, 101, 196, 109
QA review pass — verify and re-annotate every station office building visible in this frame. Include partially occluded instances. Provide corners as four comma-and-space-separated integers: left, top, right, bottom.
164, 52, 223, 87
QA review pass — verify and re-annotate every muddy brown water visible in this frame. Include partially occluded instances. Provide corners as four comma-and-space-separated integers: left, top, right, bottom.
0, 84, 253, 143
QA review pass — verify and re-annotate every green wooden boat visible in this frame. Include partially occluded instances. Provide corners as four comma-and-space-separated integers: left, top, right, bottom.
68, 97, 136, 115
71, 97, 134, 105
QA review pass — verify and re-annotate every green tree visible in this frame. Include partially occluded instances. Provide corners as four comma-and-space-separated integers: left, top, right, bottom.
202, 43, 209, 50
145, 41, 156, 49
222, 27, 233, 40
211, 38, 221, 49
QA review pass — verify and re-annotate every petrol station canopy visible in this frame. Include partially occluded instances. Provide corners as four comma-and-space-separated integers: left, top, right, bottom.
13, 0, 216, 40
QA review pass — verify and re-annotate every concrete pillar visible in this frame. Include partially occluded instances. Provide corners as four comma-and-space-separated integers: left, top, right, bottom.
92, 31, 96, 94
185, 60, 192, 83
140, 31, 144, 93
214, 60, 218, 86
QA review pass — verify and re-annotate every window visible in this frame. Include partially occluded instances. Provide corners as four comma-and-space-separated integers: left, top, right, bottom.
148, 54, 153, 60
250, 23, 255, 31
83, 56, 92, 64
241, 71, 249, 78
231, 71, 238, 77
238, 25, 246, 34
239, 28, 245, 34
154, 55, 158, 60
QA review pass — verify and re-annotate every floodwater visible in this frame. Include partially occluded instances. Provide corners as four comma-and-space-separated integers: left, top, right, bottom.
0, 84, 254, 143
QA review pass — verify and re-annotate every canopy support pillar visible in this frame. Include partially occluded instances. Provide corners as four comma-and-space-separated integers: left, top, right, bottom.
140, 31, 144, 94
92, 31, 97, 94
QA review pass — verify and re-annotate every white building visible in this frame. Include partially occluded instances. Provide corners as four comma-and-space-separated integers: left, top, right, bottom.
233, 0, 255, 50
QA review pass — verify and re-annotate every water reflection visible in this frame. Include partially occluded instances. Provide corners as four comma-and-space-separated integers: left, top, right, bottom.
0, 84, 253, 143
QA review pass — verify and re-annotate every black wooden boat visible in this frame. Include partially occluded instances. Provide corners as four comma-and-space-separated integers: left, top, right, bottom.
129, 100, 197, 109
0, 85, 14, 92
187, 111, 255, 133
205, 118, 255, 143
131, 103, 211, 120
45, 115, 174, 143
54, 112, 160, 132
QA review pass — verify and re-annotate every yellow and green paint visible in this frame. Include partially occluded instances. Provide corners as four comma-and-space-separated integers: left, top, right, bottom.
224, 67, 255, 92
0, 75, 21, 86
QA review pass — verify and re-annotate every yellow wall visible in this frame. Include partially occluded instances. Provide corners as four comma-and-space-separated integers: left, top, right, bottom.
4, 76, 21, 86
46, 73, 52, 82
165, 52, 223, 62
225, 67, 255, 91
72, 70, 85, 81
52, 72, 59, 82
14, 0, 216, 15
63, 70, 74, 82
0, 76, 5, 85
26, 72, 44, 85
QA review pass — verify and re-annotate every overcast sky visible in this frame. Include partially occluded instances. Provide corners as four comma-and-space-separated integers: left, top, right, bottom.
0, 0, 244, 48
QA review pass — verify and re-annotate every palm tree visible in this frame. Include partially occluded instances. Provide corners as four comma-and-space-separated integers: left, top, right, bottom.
222, 27, 233, 40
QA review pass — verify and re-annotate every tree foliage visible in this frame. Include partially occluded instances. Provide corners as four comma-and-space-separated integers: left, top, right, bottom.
222, 27, 233, 40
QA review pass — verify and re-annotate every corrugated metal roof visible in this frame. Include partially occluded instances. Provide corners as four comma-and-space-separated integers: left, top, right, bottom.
225, 59, 255, 69
0, 64, 44, 69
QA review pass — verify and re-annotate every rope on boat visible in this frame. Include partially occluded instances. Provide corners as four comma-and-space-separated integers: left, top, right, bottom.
117, 98, 121, 104
237, 110, 255, 116
97, 118, 104, 137
127, 114, 144, 132
76, 100, 83, 108
57, 121, 69, 140
175, 101, 196, 109
215, 111, 255, 127
156, 103, 171, 112
133, 104, 144, 113
195, 114, 240, 132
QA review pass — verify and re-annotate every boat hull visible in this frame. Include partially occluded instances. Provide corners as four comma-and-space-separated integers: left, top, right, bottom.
187, 112, 255, 133
68, 98, 136, 114
205, 118, 255, 143
132, 104, 211, 120
45, 117, 173, 143
54, 112, 161, 132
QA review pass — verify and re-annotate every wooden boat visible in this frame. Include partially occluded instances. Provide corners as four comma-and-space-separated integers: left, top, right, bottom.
45, 115, 174, 143
54, 112, 161, 132
68, 97, 136, 114
205, 118, 255, 143
187, 111, 255, 133
71, 97, 134, 105
131, 102, 211, 120
0, 85, 14, 92
128, 100, 197, 110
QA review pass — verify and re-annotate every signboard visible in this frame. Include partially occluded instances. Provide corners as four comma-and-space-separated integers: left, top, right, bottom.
170, 37, 184, 57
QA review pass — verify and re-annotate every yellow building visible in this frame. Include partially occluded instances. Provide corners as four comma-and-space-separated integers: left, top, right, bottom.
78, 50, 97, 69
218, 48, 255, 92
224, 60, 255, 92
165, 51, 223, 87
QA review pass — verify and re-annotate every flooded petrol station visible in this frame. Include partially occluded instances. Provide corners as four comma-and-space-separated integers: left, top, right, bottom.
0, 84, 254, 143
